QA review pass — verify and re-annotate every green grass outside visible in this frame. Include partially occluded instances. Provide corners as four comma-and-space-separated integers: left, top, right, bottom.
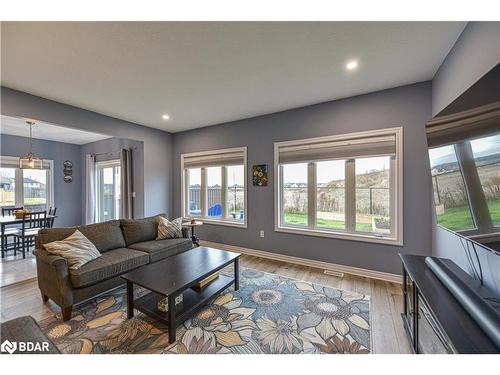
284, 212, 372, 231
487, 200, 500, 226
24, 198, 46, 205
436, 199, 499, 231
285, 199, 500, 233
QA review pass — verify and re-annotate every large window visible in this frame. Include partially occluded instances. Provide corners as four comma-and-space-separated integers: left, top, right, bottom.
429, 134, 500, 235
275, 128, 403, 245
96, 160, 121, 222
0, 156, 54, 211
182, 147, 247, 227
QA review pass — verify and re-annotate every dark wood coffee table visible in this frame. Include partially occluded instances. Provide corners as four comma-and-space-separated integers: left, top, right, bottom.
121, 247, 240, 343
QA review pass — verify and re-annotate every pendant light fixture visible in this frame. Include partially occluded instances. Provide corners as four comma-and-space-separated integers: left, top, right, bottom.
19, 120, 44, 169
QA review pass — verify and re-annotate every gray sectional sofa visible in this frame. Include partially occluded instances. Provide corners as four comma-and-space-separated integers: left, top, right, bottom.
34, 214, 193, 321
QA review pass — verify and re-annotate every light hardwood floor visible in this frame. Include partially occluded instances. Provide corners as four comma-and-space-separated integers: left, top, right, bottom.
0, 253, 412, 354
0, 252, 37, 287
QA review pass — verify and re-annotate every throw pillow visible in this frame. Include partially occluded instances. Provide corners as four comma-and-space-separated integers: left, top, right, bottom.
43, 230, 101, 270
156, 216, 183, 239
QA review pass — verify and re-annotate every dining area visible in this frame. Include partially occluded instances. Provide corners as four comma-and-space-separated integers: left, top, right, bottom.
1, 206, 57, 258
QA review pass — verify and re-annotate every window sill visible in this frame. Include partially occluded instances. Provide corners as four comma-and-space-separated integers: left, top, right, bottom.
275, 225, 403, 246
184, 217, 247, 229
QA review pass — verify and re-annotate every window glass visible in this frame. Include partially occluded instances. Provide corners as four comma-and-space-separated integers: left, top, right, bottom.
282, 163, 308, 226
226, 165, 245, 221
355, 156, 391, 233
23, 169, 48, 212
429, 145, 475, 231
187, 168, 202, 217
316, 160, 345, 230
206, 167, 222, 218
0, 168, 16, 207
470, 134, 500, 226
96, 162, 121, 222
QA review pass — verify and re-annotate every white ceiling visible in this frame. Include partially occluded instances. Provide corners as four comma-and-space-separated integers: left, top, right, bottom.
0, 115, 111, 145
1, 22, 466, 133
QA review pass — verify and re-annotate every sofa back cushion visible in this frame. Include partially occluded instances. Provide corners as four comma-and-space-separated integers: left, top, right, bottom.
37, 227, 76, 249
78, 220, 126, 252
36, 220, 126, 253
120, 214, 167, 246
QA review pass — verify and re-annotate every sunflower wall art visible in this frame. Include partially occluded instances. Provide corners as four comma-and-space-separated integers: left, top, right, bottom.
252, 164, 268, 186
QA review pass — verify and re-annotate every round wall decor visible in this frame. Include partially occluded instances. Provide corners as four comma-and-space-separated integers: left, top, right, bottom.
63, 160, 73, 183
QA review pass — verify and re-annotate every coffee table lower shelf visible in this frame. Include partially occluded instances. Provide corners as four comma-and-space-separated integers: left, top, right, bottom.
133, 274, 234, 327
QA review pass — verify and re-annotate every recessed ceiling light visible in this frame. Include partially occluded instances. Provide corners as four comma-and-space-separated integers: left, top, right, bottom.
346, 60, 358, 71
162, 114, 170, 120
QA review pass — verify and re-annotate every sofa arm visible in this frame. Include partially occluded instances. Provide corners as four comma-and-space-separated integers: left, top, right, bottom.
33, 249, 74, 308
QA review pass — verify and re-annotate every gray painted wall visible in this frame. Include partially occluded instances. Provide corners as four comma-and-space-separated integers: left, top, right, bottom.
0, 86, 174, 218
0, 134, 82, 227
432, 22, 500, 116
80, 137, 145, 223
173, 82, 433, 274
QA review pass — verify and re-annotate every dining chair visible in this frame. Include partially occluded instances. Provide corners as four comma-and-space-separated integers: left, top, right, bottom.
2, 206, 23, 216
0, 206, 24, 257
13, 211, 47, 258
47, 207, 57, 228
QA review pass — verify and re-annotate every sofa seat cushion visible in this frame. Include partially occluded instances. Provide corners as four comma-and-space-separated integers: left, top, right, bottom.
128, 238, 193, 262
69, 248, 149, 288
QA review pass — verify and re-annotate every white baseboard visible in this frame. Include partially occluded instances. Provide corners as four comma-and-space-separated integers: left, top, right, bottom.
201, 240, 402, 284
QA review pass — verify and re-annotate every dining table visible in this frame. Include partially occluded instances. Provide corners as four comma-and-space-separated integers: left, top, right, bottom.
0, 214, 57, 258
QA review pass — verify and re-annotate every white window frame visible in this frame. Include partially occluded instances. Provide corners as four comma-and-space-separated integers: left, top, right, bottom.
181, 147, 247, 228
0, 155, 55, 211
274, 127, 403, 246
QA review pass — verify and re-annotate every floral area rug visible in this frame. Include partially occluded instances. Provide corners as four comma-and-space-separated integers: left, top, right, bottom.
39, 267, 371, 354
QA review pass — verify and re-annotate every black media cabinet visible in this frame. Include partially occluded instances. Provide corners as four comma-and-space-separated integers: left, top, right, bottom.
400, 254, 499, 354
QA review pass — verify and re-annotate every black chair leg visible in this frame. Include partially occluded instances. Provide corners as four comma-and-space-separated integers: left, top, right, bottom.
22, 236, 26, 259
